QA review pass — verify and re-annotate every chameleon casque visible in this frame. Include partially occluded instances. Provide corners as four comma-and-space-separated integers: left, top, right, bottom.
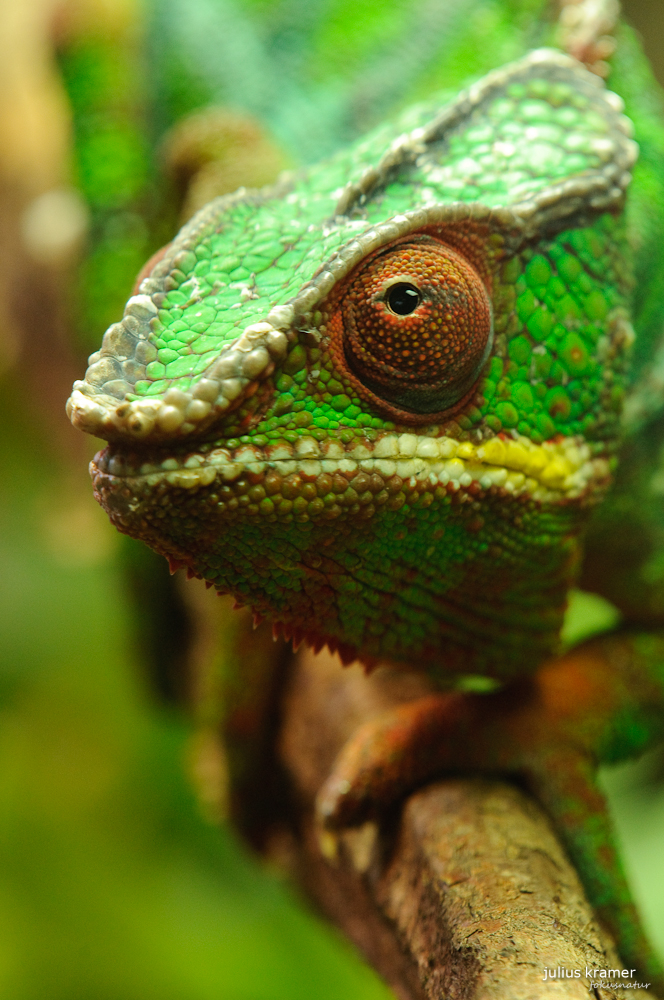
66, 0, 664, 987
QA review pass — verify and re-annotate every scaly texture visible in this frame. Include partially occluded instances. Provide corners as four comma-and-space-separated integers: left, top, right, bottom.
69, 50, 636, 679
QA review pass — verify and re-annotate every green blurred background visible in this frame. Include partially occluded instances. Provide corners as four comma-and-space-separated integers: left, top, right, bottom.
1, 1, 664, 997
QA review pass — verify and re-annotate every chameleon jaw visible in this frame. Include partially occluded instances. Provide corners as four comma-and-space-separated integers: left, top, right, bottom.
90, 426, 597, 678
92, 430, 610, 508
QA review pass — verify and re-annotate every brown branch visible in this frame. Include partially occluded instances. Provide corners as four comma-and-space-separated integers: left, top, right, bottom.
273, 646, 631, 1000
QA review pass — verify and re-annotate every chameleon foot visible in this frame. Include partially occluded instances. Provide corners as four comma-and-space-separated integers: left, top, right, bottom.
315, 691, 474, 829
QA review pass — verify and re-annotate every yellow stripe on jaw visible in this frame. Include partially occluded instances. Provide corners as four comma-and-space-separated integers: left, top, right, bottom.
474, 437, 592, 492
368, 432, 609, 500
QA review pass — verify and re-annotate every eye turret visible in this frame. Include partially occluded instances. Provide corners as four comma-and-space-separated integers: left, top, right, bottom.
332, 236, 492, 418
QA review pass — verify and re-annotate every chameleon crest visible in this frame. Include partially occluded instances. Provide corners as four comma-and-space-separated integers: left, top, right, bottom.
68, 49, 637, 680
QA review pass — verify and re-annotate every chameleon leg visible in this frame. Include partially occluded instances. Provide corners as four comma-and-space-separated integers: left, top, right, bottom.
525, 748, 664, 988
315, 635, 664, 988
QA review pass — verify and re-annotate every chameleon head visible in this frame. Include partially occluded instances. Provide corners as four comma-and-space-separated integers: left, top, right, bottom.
67, 49, 637, 681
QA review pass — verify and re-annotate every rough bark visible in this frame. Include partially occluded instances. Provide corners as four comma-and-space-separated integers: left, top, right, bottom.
276, 646, 633, 1000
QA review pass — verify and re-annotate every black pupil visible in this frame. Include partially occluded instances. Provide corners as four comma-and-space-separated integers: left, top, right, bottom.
386, 283, 420, 316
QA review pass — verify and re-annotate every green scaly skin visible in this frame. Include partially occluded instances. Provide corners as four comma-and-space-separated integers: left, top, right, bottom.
66, 5, 664, 986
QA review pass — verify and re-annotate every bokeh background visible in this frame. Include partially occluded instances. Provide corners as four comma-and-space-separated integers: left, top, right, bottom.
1, 1, 664, 997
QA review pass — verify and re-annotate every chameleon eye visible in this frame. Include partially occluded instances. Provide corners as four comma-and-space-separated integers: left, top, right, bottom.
333, 237, 492, 417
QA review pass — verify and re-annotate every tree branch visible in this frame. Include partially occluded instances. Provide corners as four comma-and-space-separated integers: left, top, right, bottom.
275, 646, 630, 1000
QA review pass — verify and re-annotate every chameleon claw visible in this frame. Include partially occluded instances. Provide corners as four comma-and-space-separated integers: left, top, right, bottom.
314, 799, 380, 873
340, 821, 380, 874
316, 776, 352, 829
316, 824, 340, 864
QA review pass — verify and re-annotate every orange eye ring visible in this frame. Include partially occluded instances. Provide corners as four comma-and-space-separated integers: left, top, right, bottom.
329, 234, 493, 420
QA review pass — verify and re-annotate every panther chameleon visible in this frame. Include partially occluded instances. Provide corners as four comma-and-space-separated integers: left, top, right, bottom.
66, 1, 664, 987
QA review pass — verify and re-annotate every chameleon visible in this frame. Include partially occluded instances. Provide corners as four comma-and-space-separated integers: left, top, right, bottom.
65, 0, 664, 987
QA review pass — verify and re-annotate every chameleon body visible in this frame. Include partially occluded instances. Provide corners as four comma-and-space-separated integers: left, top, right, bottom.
67, 4, 664, 986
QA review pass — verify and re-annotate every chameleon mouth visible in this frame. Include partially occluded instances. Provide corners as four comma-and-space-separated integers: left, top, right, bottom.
92, 430, 610, 505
